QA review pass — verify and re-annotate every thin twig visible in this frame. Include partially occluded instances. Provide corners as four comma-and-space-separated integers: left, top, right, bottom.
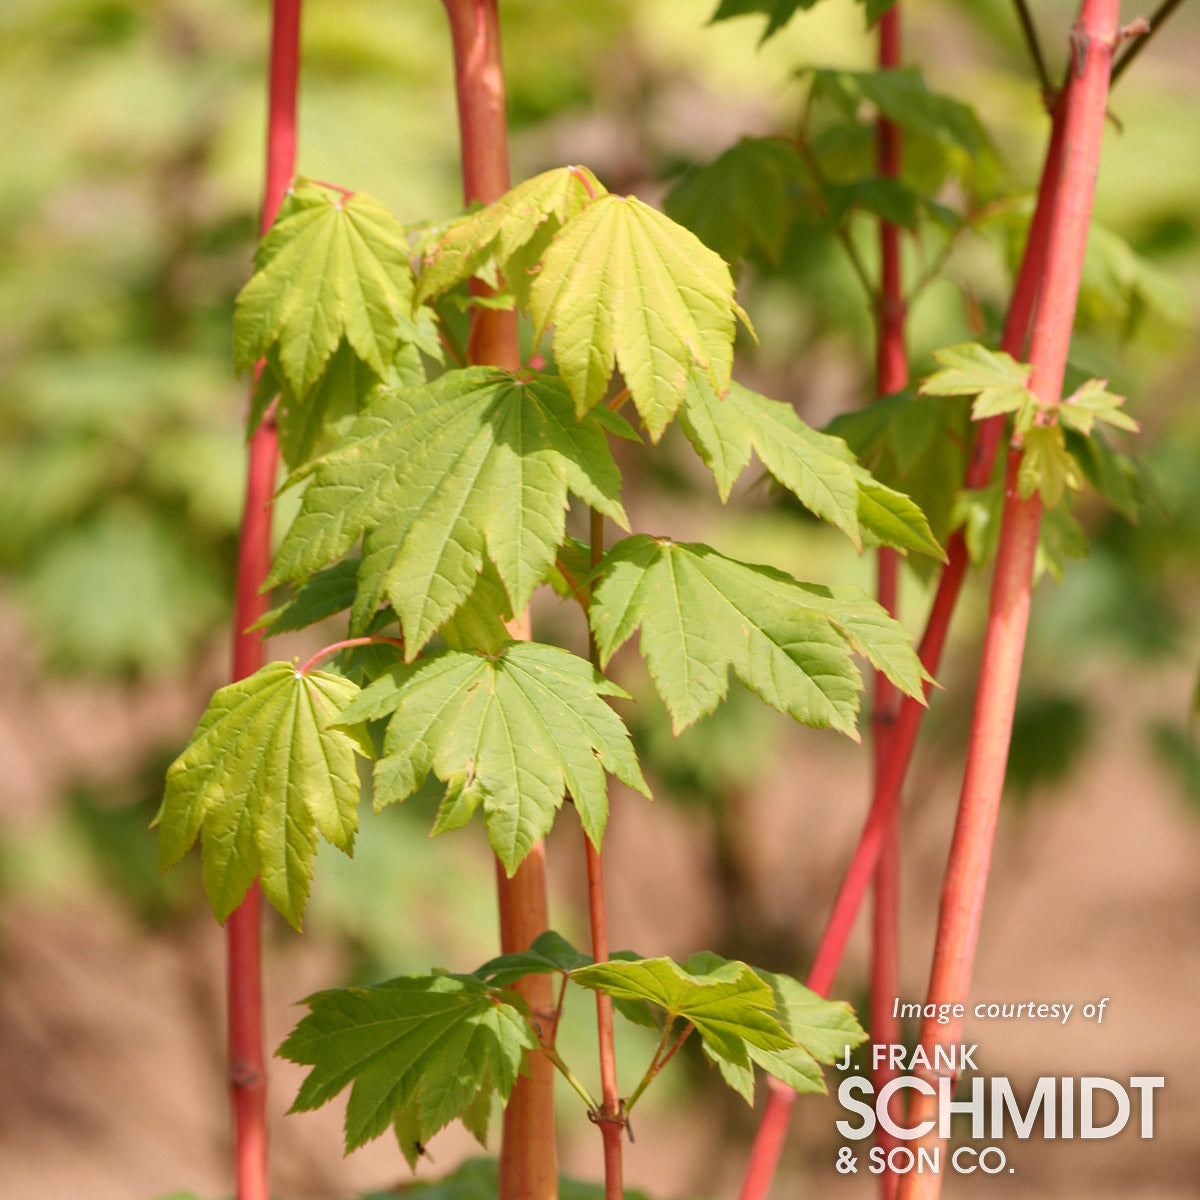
1011, 0, 1054, 99
1111, 0, 1184, 84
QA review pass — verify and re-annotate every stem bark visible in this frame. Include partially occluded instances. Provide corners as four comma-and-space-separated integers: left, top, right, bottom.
441, 4, 556, 1198
226, 5, 300, 1199
738, 15, 1081, 1200
896, 5, 1120, 1197
869, 14, 905, 1199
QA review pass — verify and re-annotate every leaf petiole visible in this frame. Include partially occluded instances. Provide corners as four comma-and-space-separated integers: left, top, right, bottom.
624, 1021, 694, 1114
297, 636, 405, 677
541, 1042, 600, 1113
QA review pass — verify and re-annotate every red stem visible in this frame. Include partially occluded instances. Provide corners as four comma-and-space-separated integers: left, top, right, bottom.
585, 507, 624, 1200
444, 0, 521, 373
226, 5, 300, 1200
869, 15, 905, 1199
738, 16, 1079, 1200
897, 9, 1119, 1195
297, 636, 405, 677
441, 4, 556, 1198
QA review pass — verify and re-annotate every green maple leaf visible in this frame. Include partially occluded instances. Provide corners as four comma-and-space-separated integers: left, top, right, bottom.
825, 390, 968, 567
253, 559, 360, 636
269, 367, 628, 656
234, 180, 419, 396
1058, 378, 1139, 437
681, 375, 943, 559
154, 662, 371, 929
755, 968, 867, 1064
920, 342, 1035, 424
1018, 426, 1085, 509
474, 930, 593, 987
809, 69, 986, 158
709, 0, 822, 41
665, 137, 809, 266
279, 974, 538, 1160
531, 194, 751, 441
681, 954, 865, 1102
415, 165, 605, 309
572, 955, 796, 1105
588, 536, 926, 736
337, 642, 650, 873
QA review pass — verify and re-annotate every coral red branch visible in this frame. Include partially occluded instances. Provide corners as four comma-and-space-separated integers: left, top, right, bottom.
441, 5, 557, 1198
738, 12, 1081, 1199
897, 4, 1120, 1196
585, 506, 624, 1200
226, 5, 301, 1200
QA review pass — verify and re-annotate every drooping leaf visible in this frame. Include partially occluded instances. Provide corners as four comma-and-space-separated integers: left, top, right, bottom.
681, 376, 944, 559
754, 968, 868, 1064
809, 68, 987, 158
269, 368, 628, 655
154, 662, 371, 929
664, 137, 809, 266
279, 974, 538, 1156
531, 194, 751, 441
825, 390, 969, 562
337, 642, 649, 872
588, 536, 925, 736
680, 374, 859, 533
709, 0, 822, 41
851, 466, 946, 560
234, 180, 419, 396
415, 166, 605, 309
572, 956, 793, 1063
684, 953, 864, 1100
715, 0, 896, 35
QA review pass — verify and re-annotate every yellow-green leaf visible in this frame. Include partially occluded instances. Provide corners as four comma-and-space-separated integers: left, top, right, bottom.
531, 194, 751, 441
155, 662, 371, 929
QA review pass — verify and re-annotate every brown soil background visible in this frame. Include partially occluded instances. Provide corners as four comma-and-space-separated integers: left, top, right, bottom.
2, 590, 1197, 1200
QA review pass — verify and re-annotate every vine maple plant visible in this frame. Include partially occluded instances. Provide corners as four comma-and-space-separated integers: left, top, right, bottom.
155, 1, 1160, 1199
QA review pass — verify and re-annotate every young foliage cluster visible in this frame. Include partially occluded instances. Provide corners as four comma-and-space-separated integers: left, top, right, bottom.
155, 167, 936, 1146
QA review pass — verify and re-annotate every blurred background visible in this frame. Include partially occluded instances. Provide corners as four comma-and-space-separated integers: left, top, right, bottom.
1, 0, 1198, 1197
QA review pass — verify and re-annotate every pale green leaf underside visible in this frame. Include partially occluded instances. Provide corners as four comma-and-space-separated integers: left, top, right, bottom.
155, 662, 370, 929
337, 642, 649, 873
532, 194, 749, 442
234, 180, 417, 396
571, 956, 794, 1074
280, 974, 537, 1155
589, 536, 925, 736
415, 165, 605, 308
269, 367, 628, 656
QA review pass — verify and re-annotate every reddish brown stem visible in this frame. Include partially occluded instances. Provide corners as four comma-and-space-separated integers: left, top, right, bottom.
444, 0, 520, 373
441, 4, 556, 1198
297, 636, 405, 677
869, 14, 906, 1199
585, 507, 624, 1200
897, 10, 1119, 1195
739, 17, 1078, 1200
225, 5, 300, 1200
